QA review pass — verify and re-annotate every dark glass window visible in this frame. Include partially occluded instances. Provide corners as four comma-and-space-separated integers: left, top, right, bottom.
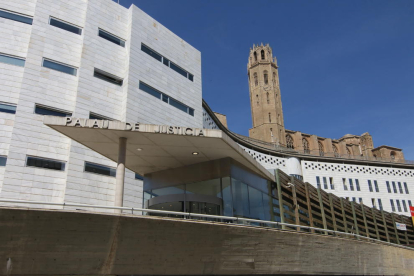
342, 178, 347, 191
188, 73, 194, 81
349, 179, 354, 191
27, 156, 65, 171
352, 197, 356, 202
162, 94, 169, 103
386, 181, 391, 193
170, 62, 187, 77
404, 182, 409, 194
162, 57, 170, 66
368, 180, 373, 192
378, 199, 383, 210
135, 173, 143, 180
188, 108, 194, 116
139, 81, 161, 99
232, 179, 250, 217
323, 177, 328, 189
141, 44, 162, 61
94, 68, 123, 86
0, 156, 6, 166
89, 112, 113, 120
398, 182, 403, 194
396, 200, 401, 212
355, 179, 360, 191
402, 200, 407, 212
316, 176, 321, 189
0, 9, 32, 24
35, 105, 71, 117
374, 180, 379, 192
390, 199, 395, 212
84, 162, 116, 177
49, 17, 82, 35
98, 29, 125, 47
408, 200, 412, 207
0, 53, 25, 67
0, 103, 16, 114
43, 59, 77, 76
359, 198, 362, 203
392, 181, 397, 193
329, 177, 334, 189
169, 98, 188, 113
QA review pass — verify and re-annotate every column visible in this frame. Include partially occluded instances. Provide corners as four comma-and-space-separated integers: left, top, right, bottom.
114, 137, 127, 213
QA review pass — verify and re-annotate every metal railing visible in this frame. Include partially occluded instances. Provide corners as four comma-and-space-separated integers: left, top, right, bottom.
0, 198, 412, 251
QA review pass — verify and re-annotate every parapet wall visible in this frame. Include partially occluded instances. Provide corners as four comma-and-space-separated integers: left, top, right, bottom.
1, 207, 414, 275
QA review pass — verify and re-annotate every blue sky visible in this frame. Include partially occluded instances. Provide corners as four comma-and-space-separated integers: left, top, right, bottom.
119, 0, 414, 160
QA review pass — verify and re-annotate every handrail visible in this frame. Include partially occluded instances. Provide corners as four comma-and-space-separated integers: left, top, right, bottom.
0, 198, 412, 251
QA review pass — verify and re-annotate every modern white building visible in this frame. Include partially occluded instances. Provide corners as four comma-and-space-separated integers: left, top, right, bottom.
0, 0, 413, 219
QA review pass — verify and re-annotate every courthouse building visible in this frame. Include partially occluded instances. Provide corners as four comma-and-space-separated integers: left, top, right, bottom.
0, 0, 413, 225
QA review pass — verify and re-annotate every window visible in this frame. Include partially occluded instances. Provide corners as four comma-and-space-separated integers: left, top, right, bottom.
409, 200, 412, 207
359, 198, 363, 204
0, 9, 32, 24
253, 51, 257, 61
268, 113, 271, 122
49, 17, 82, 35
253, 73, 258, 86
0, 102, 16, 114
390, 151, 395, 160
349, 179, 354, 191
135, 173, 143, 180
266, 92, 270, 104
386, 181, 391, 193
355, 179, 360, 191
42, 59, 77, 76
35, 104, 71, 117
261, 50, 265, 60
302, 138, 310, 154
329, 177, 334, 189
286, 135, 294, 149
371, 198, 376, 209
84, 162, 116, 177
0, 156, 7, 166
390, 200, 395, 212
402, 200, 407, 212
396, 200, 401, 212
392, 181, 397, 193
342, 178, 348, 190
0, 53, 25, 67
368, 180, 373, 192
94, 68, 123, 86
139, 81, 194, 116
26, 156, 65, 171
352, 197, 356, 202
89, 112, 113, 121
374, 180, 379, 192
322, 177, 328, 189
98, 29, 125, 47
318, 141, 324, 157
141, 43, 193, 81
256, 95, 259, 105
398, 182, 403, 194
333, 145, 339, 157
273, 72, 276, 86
264, 70, 268, 84
316, 176, 321, 189
404, 182, 409, 194
378, 199, 383, 210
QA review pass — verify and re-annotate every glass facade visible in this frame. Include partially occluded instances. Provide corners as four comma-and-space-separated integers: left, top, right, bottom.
143, 162, 279, 225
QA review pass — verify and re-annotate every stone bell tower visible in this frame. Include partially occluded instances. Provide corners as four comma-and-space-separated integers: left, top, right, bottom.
248, 43, 286, 146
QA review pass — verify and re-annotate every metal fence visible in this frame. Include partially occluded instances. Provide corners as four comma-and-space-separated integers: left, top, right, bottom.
0, 198, 412, 251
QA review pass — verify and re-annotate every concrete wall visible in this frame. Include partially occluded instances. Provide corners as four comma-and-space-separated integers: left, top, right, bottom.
1, 207, 414, 276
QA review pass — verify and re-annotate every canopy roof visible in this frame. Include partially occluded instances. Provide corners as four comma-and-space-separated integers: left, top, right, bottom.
43, 116, 275, 181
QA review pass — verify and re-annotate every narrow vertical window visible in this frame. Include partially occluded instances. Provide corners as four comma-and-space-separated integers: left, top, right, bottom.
390, 199, 395, 212
254, 73, 258, 86
378, 199, 383, 210
264, 70, 268, 84
392, 182, 397, 193
316, 176, 321, 189
256, 94, 259, 106
398, 182, 403, 194
408, 200, 412, 207
386, 181, 391, 193
318, 142, 324, 157
286, 135, 294, 149
371, 198, 376, 209
266, 92, 269, 104
359, 198, 363, 204
402, 200, 407, 212
404, 182, 409, 194
352, 197, 356, 202
273, 72, 276, 86
268, 113, 271, 123
254, 51, 257, 61
302, 138, 310, 154
349, 179, 354, 191
396, 200, 401, 212
323, 177, 328, 189
329, 177, 334, 189
261, 50, 265, 60
342, 178, 348, 190
355, 179, 360, 191
374, 180, 379, 192
368, 180, 373, 192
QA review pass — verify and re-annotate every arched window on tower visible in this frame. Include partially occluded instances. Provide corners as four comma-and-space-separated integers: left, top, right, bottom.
256, 94, 259, 106
268, 113, 271, 122
318, 141, 324, 157
273, 72, 276, 86
390, 151, 396, 160
302, 138, 310, 154
333, 145, 339, 157
254, 73, 258, 86
261, 50, 265, 60
266, 92, 269, 104
254, 51, 257, 61
346, 147, 352, 156
278, 114, 280, 124
264, 70, 268, 85
286, 135, 294, 149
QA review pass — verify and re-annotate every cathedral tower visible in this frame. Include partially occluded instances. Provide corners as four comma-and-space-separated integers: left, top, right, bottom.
248, 43, 286, 145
